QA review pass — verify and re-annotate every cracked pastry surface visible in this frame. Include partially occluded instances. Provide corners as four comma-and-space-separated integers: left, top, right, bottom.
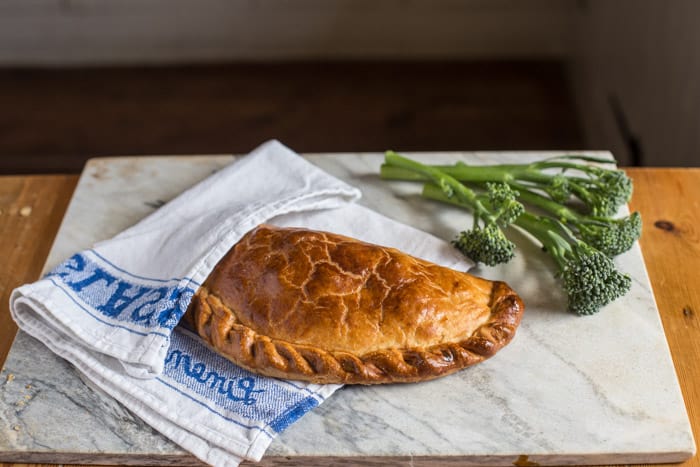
185, 224, 524, 384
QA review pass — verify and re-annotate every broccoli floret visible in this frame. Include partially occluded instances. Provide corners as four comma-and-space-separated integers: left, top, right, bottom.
515, 213, 631, 315
558, 168, 632, 217
384, 151, 523, 266
576, 212, 641, 257
450, 183, 524, 265
544, 174, 570, 204
514, 185, 642, 257
483, 182, 524, 226
453, 224, 515, 266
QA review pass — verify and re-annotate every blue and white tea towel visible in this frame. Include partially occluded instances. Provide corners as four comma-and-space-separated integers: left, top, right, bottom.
10, 140, 473, 466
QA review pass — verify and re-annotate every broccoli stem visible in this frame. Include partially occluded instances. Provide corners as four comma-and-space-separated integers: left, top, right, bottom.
424, 181, 558, 254
381, 154, 618, 183
382, 157, 554, 185
422, 175, 574, 223
510, 211, 570, 270
422, 182, 465, 206
385, 153, 522, 266
512, 182, 625, 226
512, 183, 641, 256
379, 164, 430, 181
384, 151, 487, 219
382, 151, 633, 217
426, 183, 572, 261
509, 183, 577, 220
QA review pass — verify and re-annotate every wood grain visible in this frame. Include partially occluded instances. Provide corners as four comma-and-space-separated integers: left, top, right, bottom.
1, 168, 698, 467
623, 168, 700, 467
0, 175, 78, 366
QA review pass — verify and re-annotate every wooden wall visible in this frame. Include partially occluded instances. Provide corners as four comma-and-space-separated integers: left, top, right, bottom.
0, 0, 573, 64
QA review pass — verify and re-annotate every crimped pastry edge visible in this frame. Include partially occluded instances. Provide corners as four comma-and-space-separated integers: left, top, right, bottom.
186, 280, 524, 385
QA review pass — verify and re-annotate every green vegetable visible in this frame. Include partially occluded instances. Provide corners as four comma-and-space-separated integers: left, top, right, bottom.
382, 150, 639, 315
381, 153, 633, 217
422, 184, 632, 316
512, 185, 642, 257
514, 212, 632, 315
384, 151, 524, 266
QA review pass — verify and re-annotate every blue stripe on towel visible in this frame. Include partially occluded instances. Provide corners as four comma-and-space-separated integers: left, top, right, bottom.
269, 396, 319, 433
162, 329, 326, 429
46, 277, 170, 338
45, 252, 195, 333
155, 377, 275, 439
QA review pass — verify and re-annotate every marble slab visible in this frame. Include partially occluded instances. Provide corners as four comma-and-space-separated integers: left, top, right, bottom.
0, 152, 695, 466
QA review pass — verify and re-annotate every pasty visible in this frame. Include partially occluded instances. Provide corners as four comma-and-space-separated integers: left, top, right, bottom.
185, 224, 524, 384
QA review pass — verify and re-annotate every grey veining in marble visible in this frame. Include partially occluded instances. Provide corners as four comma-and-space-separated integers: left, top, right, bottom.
1, 152, 695, 465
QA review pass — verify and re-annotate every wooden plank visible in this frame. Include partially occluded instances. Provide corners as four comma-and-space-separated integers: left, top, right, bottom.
0, 175, 78, 366
623, 167, 700, 467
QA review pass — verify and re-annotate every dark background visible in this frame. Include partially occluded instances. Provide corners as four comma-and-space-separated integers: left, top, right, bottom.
0, 61, 582, 174
1, 1, 698, 173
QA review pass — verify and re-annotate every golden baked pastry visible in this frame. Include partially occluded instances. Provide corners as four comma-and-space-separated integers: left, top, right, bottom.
185, 224, 524, 384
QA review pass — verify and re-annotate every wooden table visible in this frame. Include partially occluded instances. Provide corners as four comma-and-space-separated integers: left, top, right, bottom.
1, 168, 698, 467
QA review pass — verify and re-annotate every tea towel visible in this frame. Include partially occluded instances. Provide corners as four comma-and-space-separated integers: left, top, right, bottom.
11, 140, 473, 466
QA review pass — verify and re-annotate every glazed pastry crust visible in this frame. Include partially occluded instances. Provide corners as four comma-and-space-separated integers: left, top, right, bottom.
186, 224, 524, 384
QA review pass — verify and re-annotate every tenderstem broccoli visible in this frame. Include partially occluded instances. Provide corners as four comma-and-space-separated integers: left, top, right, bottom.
382, 150, 638, 316
512, 185, 642, 257
384, 151, 524, 266
421, 184, 632, 316
381, 153, 633, 217
513, 212, 632, 315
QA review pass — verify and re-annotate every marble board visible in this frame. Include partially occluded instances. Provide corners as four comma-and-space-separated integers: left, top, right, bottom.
0, 152, 695, 466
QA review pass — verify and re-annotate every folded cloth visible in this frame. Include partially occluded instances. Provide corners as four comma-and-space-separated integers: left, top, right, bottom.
10, 140, 473, 466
